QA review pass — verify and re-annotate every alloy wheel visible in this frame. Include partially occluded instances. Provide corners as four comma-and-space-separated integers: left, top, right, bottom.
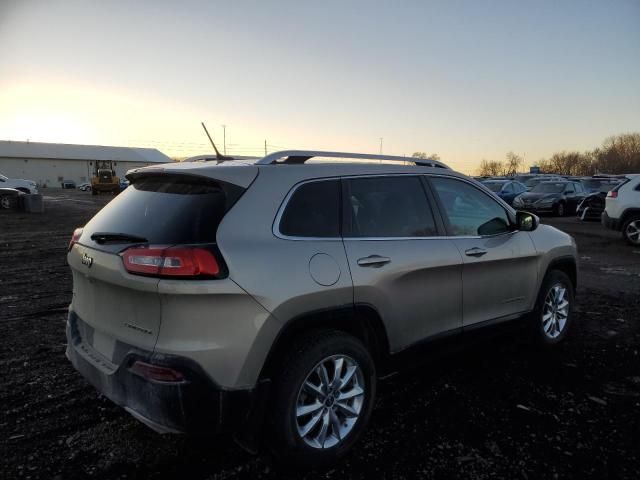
542, 284, 569, 339
625, 220, 640, 245
295, 355, 365, 449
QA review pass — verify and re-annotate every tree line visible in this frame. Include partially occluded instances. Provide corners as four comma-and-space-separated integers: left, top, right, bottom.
476, 132, 640, 177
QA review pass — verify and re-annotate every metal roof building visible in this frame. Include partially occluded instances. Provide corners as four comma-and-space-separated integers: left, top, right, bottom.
0, 141, 172, 187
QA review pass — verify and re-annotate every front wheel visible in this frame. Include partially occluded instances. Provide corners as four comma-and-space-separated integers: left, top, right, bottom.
622, 215, 640, 246
269, 330, 376, 467
0, 195, 17, 209
531, 270, 574, 346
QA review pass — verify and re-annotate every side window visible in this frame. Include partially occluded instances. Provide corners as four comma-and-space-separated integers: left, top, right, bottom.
430, 177, 511, 236
575, 183, 584, 193
504, 183, 514, 193
565, 184, 575, 193
279, 180, 340, 237
345, 176, 437, 237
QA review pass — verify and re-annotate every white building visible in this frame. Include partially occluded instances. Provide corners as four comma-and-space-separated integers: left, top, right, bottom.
0, 141, 172, 187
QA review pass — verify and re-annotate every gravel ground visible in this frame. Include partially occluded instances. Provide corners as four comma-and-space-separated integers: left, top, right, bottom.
1, 190, 639, 479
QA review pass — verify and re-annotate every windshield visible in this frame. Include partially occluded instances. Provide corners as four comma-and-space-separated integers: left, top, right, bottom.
531, 182, 566, 193
483, 182, 506, 192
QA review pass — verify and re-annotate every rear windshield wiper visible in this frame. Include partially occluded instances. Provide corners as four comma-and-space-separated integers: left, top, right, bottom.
90, 232, 149, 245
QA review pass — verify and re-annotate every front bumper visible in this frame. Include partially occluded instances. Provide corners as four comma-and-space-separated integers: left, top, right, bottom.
65, 310, 257, 435
601, 211, 621, 231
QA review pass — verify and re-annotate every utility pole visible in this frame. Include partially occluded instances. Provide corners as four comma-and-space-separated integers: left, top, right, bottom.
264, 139, 267, 156
379, 137, 383, 155
221, 124, 227, 155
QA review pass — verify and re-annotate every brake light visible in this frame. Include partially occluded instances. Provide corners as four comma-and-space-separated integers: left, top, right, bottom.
121, 246, 220, 277
68, 227, 83, 251
129, 360, 185, 383
607, 191, 618, 198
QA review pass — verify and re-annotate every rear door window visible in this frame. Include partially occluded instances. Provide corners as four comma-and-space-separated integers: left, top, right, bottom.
81, 175, 244, 250
344, 176, 438, 237
279, 180, 341, 238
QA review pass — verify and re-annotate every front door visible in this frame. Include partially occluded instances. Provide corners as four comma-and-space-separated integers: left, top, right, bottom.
428, 176, 539, 327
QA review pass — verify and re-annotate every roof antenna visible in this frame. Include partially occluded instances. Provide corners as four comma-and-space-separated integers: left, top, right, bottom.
201, 122, 233, 161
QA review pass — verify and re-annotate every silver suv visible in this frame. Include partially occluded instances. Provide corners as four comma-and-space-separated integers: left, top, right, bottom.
66, 150, 578, 466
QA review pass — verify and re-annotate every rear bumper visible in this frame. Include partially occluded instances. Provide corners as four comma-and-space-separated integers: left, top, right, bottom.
65, 310, 259, 435
601, 211, 621, 231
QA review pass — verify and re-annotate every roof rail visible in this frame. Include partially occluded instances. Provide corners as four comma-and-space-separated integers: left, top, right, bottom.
256, 150, 450, 169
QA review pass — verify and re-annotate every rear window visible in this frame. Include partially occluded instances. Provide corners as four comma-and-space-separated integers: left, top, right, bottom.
81, 175, 244, 248
279, 180, 341, 238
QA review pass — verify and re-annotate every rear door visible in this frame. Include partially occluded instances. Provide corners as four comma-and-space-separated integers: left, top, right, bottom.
428, 176, 539, 327
68, 173, 248, 363
342, 175, 463, 351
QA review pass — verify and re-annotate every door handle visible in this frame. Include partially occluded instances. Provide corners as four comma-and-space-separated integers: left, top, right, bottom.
357, 255, 391, 267
465, 247, 488, 258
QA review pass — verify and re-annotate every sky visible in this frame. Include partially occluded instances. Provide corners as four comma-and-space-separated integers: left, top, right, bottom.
0, 0, 638, 173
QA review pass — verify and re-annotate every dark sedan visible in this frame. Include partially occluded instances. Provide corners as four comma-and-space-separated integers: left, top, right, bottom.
481, 180, 527, 206
513, 181, 586, 216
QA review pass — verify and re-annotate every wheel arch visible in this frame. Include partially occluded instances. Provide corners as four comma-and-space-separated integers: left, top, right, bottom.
258, 304, 390, 382
620, 208, 640, 225
546, 256, 577, 291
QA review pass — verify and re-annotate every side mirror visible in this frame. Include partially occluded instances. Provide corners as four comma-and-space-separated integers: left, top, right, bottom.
516, 211, 539, 232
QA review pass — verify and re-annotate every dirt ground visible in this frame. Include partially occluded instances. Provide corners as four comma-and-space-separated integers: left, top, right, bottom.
1, 189, 639, 479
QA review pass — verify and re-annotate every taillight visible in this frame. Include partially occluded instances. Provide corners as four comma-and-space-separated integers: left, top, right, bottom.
607, 191, 618, 198
121, 246, 220, 278
68, 227, 83, 251
129, 360, 185, 383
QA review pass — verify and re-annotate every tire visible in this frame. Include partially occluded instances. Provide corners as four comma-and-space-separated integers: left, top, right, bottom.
554, 202, 565, 217
269, 330, 376, 467
622, 215, 640, 246
530, 270, 574, 346
0, 195, 17, 209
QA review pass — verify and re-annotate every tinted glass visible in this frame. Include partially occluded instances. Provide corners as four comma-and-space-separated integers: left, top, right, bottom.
81, 175, 243, 248
531, 182, 566, 193
484, 181, 505, 192
346, 176, 437, 237
431, 177, 511, 236
504, 183, 514, 193
280, 180, 340, 237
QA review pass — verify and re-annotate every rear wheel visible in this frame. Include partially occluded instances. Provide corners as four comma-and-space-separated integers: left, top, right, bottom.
622, 215, 640, 246
269, 330, 376, 467
531, 270, 574, 346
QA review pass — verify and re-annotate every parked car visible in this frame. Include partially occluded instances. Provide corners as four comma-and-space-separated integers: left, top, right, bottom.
0, 173, 38, 194
576, 192, 607, 221
66, 150, 578, 466
513, 181, 586, 216
523, 176, 566, 191
0, 187, 25, 209
481, 179, 528, 205
78, 183, 92, 192
119, 179, 130, 191
61, 180, 76, 189
602, 174, 640, 245
577, 177, 621, 194
513, 174, 539, 184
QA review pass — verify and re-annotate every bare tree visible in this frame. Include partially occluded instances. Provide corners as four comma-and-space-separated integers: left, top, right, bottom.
412, 152, 441, 160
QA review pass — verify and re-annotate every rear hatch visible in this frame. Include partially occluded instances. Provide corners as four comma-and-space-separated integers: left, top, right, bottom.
68, 169, 254, 364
